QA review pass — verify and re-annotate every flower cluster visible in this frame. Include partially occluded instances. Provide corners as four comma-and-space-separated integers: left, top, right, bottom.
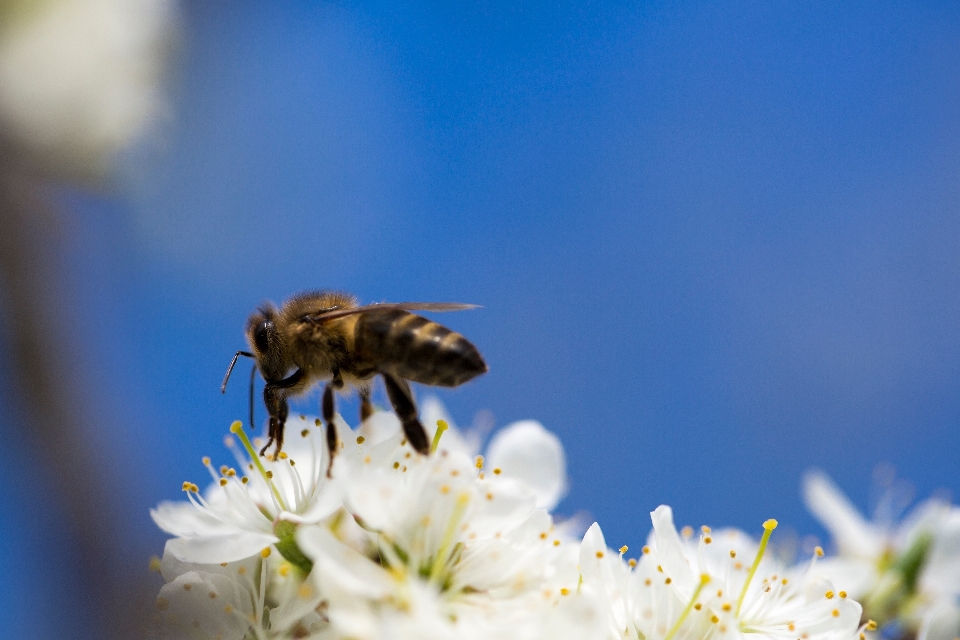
150, 401, 954, 640
803, 470, 960, 640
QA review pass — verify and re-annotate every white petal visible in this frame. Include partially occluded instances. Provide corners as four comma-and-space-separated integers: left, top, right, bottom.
297, 525, 394, 599
802, 470, 883, 558
150, 500, 237, 538
919, 599, 960, 640
486, 420, 568, 510
579, 522, 609, 584
165, 531, 278, 564
651, 505, 697, 591
155, 570, 252, 640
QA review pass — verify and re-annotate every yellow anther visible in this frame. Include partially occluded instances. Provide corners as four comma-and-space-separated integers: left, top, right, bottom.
694, 603, 702, 610
717, 590, 723, 597
485, 492, 493, 500
711, 615, 719, 624
832, 609, 840, 617
866, 621, 877, 631
553, 540, 560, 546
226, 468, 236, 477
202, 456, 211, 465
839, 591, 847, 599
665, 577, 672, 584
596, 551, 604, 558
475, 455, 484, 469
702, 525, 712, 534
645, 578, 652, 586
208, 591, 217, 599
237, 566, 246, 575
393, 461, 400, 469
681, 525, 693, 539
560, 588, 570, 596
789, 623, 795, 631
825, 591, 834, 599
183, 583, 192, 591
241, 477, 249, 484
734, 562, 743, 569
729, 550, 737, 558
314, 418, 321, 426
224, 604, 234, 614
763, 519, 778, 530
219, 478, 228, 486
642, 545, 651, 554
722, 603, 731, 612
278, 452, 288, 460
278, 563, 290, 577
261, 547, 271, 558
700, 574, 711, 584
298, 583, 314, 599
182, 481, 193, 492
629, 558, 637, 567
155, 597, 169, 611
657, 565, 663, 572
860, 634, 865, 640
220, 465, 229, 475
356, 436, 365, 445
493, 468, 502, 475
300, 429, 309, 437
782, 578, 788, 585
220, 562, 227, 567
704, 536, 713, 544
148, 556, 161, 573
815, 546, 824, 558
265, 471, 273, 479
620, 545, 629, 554
440, 485, 451, 494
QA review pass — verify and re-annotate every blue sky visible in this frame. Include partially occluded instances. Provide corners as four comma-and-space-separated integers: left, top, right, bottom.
4, 1, 960, 636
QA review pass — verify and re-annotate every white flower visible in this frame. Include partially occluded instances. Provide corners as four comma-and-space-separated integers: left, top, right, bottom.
151, 417, 347, 565
152, 542, 328, 639
803, 470, 960, 632
0, 0, 175, 178
292, 414, 591, 639
580, 507, 863, 640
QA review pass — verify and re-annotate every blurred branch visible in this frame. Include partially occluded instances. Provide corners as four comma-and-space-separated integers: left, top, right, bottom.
0, 148, 151, 639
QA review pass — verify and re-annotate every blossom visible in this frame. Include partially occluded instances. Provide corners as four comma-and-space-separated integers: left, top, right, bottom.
151, 416, 348, 565
580, 507, 863, 640
0, 0, 175, 178
803, 470, 960, 635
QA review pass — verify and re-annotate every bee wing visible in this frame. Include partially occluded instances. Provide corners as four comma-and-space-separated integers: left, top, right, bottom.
302, 302, 480, 323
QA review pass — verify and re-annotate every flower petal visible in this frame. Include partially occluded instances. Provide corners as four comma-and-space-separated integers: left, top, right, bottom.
802, 470, 883, 558
165, 531, 279, 564
486, 420, 567, 510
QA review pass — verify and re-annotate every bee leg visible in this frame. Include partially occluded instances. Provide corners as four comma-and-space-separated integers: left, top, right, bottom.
260, 369, 302, 457
322, 382, 339, 477
358, 386, 374, 423
381, 373, 430, 455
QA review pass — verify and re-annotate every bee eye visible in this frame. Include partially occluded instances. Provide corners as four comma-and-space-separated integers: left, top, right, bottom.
254, 320, 271, 353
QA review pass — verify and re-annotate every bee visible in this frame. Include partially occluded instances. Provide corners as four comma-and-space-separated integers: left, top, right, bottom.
221, 291, 487, 474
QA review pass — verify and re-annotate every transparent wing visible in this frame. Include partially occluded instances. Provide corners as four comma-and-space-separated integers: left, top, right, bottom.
301, 302, 480, 323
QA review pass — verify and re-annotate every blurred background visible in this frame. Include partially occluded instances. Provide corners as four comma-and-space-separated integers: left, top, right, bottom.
1, 1, 959, 637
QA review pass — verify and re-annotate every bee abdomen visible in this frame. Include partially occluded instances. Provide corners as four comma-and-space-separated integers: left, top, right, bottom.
357, 310, 487, 387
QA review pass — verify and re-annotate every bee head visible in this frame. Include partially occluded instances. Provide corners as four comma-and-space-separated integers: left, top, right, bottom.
246, 305, 287, 382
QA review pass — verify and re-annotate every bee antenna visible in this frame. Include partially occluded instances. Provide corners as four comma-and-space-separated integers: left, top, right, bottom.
222, 351, 254, 393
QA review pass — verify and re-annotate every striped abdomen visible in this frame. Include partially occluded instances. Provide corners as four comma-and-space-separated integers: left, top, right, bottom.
355, 309, 487, 387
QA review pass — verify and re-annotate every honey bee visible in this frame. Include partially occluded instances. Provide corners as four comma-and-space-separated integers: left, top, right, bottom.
221, 291, 487, 473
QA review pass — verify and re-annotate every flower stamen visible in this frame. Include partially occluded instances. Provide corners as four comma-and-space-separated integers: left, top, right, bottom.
736, 519, 777, 616
229, 421, 288, 511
